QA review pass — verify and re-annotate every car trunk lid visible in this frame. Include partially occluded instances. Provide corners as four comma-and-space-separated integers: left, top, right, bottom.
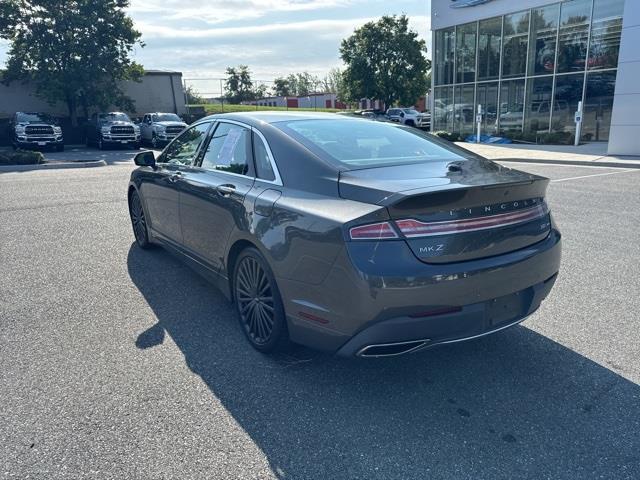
339, 160, 551, 264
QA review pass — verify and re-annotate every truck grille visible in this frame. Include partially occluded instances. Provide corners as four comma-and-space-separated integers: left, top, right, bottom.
165, 126, 184, 135
111, 126, 134, 135
25, 126, 54, 135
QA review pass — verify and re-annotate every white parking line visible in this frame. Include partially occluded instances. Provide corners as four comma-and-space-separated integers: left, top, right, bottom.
550, 169, 638, 183
499, 161, 628, 170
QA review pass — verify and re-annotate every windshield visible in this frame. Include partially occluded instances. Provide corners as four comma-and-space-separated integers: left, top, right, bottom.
402, 109, 419, 115
277, 119, 465, 169
100, 113, 131, 122
17, 112, 54, 124
153, 114, 182, 122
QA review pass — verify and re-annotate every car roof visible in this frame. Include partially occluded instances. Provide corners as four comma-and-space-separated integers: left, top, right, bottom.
199, 111, 364, 127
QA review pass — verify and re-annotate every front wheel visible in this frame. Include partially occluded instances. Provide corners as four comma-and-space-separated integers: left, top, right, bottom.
97, 136, 105, 150
233, 248, 289, 353
151, 134, 159, 149
129, 190, 153, 249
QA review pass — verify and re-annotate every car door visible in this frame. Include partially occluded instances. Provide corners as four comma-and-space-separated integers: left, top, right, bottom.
139, 122, 212, 245
178, 121, 256, 271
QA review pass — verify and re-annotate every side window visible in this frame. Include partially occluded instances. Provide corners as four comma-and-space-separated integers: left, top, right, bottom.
201, 123, 251, 176
253, 133, 276, 181
161, 122, 210, 166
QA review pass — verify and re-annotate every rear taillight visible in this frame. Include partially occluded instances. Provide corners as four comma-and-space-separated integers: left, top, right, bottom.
349, 221, 398, 240
395, 204, 548, 238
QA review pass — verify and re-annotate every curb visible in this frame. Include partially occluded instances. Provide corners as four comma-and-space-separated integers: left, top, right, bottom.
494, 158, 640, 169
0, 160, 107, 173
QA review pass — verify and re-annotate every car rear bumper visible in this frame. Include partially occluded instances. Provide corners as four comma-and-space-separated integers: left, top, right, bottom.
335, 273, 556, 357
282, 228, 561, 355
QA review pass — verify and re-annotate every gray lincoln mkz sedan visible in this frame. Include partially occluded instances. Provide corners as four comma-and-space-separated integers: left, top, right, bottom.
128, 112, 561, 357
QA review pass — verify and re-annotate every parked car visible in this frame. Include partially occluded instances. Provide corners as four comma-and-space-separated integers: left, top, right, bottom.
140, 112, 188, 149
86, 112, 141, 150
128, 112, 561, 357
10, 112, 64, 151
386, 108, 430, 129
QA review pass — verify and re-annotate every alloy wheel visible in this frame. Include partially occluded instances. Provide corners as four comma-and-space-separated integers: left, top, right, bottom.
235, 256, 276, 345
152, 134, 158, 149
130, 192, 148, 247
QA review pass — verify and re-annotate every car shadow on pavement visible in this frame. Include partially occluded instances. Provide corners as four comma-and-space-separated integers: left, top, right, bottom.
127, 244, 640, 479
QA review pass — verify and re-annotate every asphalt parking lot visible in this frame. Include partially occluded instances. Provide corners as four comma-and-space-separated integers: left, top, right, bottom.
1, 156, 639, 479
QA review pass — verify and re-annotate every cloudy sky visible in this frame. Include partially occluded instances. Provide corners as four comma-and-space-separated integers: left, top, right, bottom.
0, 0, 431, 96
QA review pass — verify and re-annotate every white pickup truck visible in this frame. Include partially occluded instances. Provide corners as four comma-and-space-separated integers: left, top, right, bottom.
140, 113, 188, 148
386, 108, 430, 129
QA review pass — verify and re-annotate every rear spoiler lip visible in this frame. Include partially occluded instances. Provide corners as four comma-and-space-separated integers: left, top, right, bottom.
377, 175, 549, 207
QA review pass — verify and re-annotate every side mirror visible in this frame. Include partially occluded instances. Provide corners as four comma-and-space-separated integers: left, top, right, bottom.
134, 151, 156, 168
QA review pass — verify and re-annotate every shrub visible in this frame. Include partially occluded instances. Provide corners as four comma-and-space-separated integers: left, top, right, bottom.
433, 131, 460, 142
0, 150, 45, 165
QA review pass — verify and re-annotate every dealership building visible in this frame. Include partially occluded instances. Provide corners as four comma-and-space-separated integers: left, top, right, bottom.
430, 0, 639, 155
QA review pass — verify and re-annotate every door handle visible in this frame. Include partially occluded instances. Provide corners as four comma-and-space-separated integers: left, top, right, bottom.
217, 184, 236, 196
168, 172, 183, 183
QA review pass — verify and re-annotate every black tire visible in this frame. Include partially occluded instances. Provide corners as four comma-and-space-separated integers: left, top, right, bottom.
151, 134, 159, 149
98, 136, 105, 150
129, 190, 153, 249
233, 248, 289, 353
405, 120, 415, 127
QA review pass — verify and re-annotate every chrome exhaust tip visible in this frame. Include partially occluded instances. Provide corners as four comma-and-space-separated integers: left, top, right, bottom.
357, 339, 430, 358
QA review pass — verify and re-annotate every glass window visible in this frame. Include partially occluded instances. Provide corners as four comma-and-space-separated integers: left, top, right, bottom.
253, 134, 276, 181
476, 82, 499, 134
588, 0, 624, 70
99, 113, 132, 122
498, 79, 525, 133
277, 120, 465, 168
201, 123, 252, 175
477, 17, 501, 81
433, 86, 454, 132
154, 113, 182, 122
434, 28, 455, 85
161, 122, 210, 166
528, 4, 560, 76
557, 0, 591, 73
456, 22, 477, 84
551, 73, 584, 135
524, 77, 553, 134
582, 70, 617, 141
502, 10, 529, 78
453, 84, 475, 134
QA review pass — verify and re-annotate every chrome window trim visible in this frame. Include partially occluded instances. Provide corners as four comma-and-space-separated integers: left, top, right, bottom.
196, 118, 283, 186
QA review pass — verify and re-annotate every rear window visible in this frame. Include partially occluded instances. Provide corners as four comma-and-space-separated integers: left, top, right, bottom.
276, 119, 464, 169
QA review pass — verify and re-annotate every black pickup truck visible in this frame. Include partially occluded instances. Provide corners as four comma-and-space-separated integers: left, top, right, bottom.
86, 112, 141, 150
10, 112, 64, 151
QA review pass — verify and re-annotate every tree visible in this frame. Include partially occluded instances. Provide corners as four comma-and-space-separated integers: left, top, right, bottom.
185, 86, 206, 105
224, 65, 258, 103
340, 15, 430, 108
273, 77, 292, 97
1, 0, 144, 125
324, 68, 347, 100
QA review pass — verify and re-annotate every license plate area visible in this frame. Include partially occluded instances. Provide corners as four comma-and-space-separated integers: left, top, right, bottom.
486, 291, 526, 327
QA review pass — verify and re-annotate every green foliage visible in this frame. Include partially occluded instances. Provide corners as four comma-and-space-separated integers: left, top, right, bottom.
198, 104, 340, 114
340, 15, 431, 107
272, 72, 323, 97
1, 0, 144, 125
0, 150, 45, 165
433, 131, 461, 142
224, 65, 267, 104
185, 86, 206, 105
507, 130, 575, 145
